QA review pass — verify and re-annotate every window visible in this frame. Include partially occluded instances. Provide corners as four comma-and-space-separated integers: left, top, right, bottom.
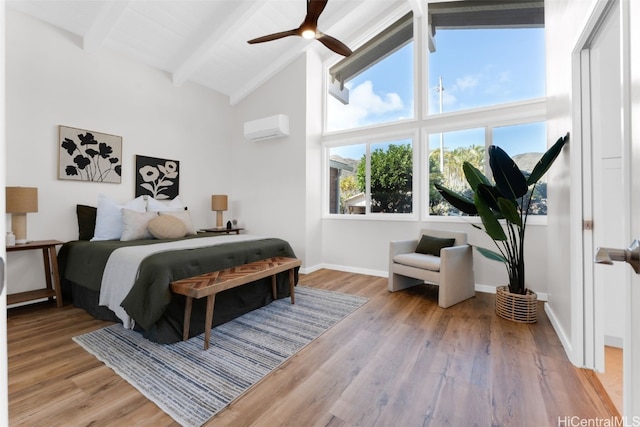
428, 2, 545, 114
493, 121, 548, 215
428, 121, 548, 216
326, 13, 414, 132
328, 144, 365, 214
328, 138, 413, 215
322, 2, 549, 220
428, 128, 485, 215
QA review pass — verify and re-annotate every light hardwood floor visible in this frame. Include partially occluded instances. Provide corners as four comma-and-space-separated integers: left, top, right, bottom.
597, 346, 623, 414
8, 269, 619, 426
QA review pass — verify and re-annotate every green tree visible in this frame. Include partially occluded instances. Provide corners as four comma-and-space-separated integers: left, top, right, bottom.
339, 174, 359, 213
429, 144, 485, 215
357, 143, 413, 213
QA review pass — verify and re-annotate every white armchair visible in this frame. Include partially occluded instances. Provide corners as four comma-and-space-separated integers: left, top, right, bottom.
389, 229, 475, 308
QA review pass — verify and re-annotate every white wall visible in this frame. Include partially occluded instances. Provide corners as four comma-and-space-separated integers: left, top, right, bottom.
231, 54, 308, 264
322, 218, 548, 292
5, 9, 233, 295
304, 50, 324, 269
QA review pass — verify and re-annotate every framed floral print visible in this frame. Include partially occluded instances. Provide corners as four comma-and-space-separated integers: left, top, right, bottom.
135, 155, 180, 200
58, 125, 122, 183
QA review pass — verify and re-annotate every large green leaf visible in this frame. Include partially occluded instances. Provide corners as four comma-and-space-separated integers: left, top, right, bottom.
475, 246, 506, 263
489, 145, 528, 199
463, 162, 491, 191
475, 191, 506, 241
527, 132, 570, 185
497, 197, 522, 226
434, 183, 478, 215
477, 183, 504, 214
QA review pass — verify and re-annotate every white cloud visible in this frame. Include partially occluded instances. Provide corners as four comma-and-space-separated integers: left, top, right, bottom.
350, 81, 404, 114
453, 74, 480, 92
327, 80, 405, 130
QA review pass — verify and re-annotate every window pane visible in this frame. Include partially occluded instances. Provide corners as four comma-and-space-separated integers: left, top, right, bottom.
429, 128, 485, 215
493, 122, 548, 215
428, 28, 545, 114
328, 145, 365, 214
370, 139, 413, 213
326, 17, 414, 132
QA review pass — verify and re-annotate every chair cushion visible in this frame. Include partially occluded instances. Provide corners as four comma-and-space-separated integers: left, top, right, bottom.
393, 253, 441, 271
415, 234, 456, 256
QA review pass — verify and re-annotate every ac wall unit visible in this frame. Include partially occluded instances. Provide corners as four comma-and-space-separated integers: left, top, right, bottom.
243, 114, 290, 142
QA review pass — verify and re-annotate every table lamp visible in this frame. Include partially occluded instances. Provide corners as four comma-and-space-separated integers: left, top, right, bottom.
6, 187, 38, 244
211, 195, 228, 229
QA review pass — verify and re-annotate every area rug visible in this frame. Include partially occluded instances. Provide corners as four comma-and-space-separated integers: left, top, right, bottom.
73, 286, 367, 427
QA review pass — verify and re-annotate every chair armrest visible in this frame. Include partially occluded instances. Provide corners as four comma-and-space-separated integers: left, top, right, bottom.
389, 239, 419, 257
440, 244, 473, 268
439, 243, 475, 308
441, 243, 470, 257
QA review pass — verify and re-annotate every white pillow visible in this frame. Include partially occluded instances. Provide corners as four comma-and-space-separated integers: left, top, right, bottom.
159, 210, 196, 235
121, 209, 157, 241
147, 195, 185, 212
91, 194, 146, 241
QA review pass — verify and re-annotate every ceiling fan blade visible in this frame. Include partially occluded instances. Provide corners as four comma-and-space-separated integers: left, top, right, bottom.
248, 29, 298, 44
305, 0, 328, 24
317, 33, 353, 57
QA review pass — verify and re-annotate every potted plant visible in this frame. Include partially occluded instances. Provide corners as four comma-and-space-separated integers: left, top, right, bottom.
434, 132, 569, 323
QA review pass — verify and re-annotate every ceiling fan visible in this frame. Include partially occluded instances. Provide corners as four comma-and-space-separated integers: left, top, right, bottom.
247, 0, 353, 57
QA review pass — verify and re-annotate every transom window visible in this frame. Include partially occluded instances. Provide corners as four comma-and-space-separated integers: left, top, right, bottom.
326, 13, 414, 132
428, 1, 545, 114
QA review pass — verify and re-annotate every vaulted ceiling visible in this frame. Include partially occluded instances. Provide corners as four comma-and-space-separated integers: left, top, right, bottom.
7, 0, 412, 105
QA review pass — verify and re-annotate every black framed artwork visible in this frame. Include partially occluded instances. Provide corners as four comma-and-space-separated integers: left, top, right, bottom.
135, 155, 180, 200
58, 125, 122, 183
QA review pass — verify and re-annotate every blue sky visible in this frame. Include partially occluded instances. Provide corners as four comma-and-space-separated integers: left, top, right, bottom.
327, 26, 546, 155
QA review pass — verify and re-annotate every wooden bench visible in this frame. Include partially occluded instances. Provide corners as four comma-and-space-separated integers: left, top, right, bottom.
170, 256, 301, 350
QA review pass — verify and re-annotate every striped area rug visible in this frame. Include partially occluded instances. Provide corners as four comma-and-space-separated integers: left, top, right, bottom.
73, 286, 368, 427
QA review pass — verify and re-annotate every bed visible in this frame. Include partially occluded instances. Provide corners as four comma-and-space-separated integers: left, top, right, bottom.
58, 200, 298, 344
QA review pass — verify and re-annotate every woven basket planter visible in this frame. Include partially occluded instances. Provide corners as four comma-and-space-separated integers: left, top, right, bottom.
495, 286, 538, 323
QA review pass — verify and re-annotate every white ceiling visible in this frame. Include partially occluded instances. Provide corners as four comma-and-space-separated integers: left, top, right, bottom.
8, 0, 413, 105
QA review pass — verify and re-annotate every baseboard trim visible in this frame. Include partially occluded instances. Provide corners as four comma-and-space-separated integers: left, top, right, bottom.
544, 302, 579, 365
474, 284, 549, 301
604, 335, 623, 348
301, 263, 387, 278
300, 265, 548, 300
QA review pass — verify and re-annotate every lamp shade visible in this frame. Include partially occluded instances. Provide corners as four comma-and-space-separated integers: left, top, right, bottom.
6, 187, 38, 213
211, 195, 228, 212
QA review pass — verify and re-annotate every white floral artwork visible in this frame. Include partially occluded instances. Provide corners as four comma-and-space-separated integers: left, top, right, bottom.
135, 155, 180, 200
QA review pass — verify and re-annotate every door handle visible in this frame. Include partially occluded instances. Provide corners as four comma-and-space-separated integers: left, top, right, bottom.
595, 239, 640, 274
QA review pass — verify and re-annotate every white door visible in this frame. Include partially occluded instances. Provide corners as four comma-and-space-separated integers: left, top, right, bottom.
583, 0, 640, 418
627, 0, 640, 417
587, 0, 625, 373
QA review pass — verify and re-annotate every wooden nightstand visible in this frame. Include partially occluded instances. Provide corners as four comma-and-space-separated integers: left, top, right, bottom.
6, 239, 64, 307
199, 227, 244, 235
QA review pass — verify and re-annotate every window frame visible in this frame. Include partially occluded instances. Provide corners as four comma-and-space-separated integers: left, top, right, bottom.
320, 3, 548, 224
323, 7, 418, 135
422, 99, 548, 224
323, 130, 420, 220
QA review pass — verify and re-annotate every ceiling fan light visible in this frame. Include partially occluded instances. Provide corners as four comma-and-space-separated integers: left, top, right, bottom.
301, 29, 316, 39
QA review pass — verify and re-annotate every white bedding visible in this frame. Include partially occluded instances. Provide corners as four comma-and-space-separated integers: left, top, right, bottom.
98, 234, 265, 328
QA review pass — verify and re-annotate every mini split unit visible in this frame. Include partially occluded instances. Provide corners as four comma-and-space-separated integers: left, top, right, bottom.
243, 114, 290, 142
